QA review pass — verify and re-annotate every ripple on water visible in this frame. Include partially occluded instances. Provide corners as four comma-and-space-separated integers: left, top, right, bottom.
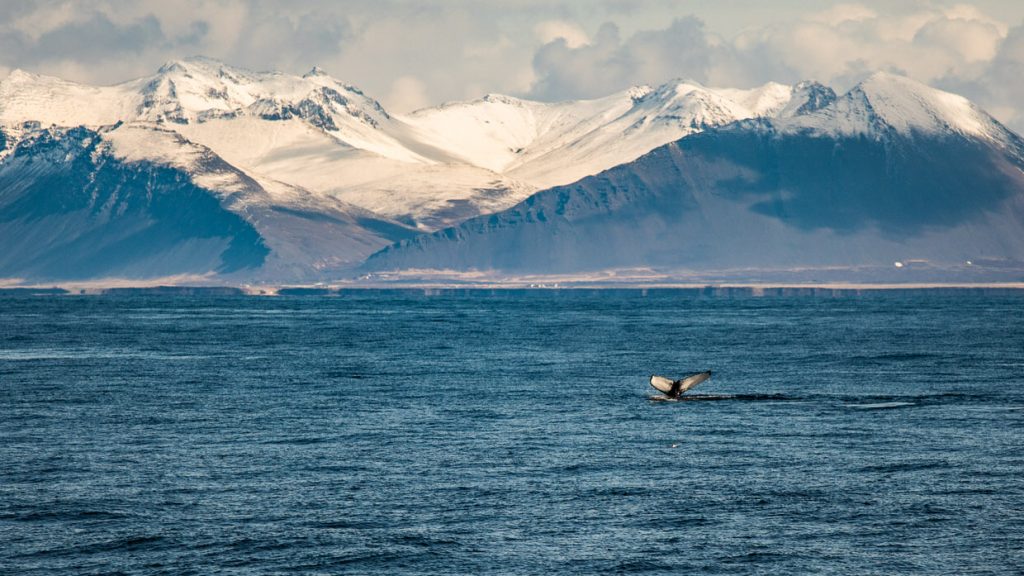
1, 292, 1022, 575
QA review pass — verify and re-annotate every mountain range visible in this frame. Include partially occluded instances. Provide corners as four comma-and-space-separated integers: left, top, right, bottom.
368, 73, 1024, 282
2, 57, 1023, 283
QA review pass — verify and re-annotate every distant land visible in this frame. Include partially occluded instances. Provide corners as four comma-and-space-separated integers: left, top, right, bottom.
4, 278, 1024, 298
2, 59, 1023, 284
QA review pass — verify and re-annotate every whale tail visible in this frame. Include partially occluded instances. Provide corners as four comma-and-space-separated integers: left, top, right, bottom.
650, 371, 713, 398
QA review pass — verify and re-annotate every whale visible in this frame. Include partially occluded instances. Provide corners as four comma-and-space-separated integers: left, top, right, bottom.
650, 371, 713, 399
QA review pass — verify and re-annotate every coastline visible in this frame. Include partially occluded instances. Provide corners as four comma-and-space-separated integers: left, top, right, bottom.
3, 281, 1024, 296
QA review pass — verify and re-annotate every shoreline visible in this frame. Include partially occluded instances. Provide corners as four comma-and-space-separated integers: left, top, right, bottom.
4, 281, 1024, 296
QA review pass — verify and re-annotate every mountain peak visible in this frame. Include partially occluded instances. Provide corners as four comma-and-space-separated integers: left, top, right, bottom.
156, 60, 187, 74
155, 56, 252, 80
304, 66, 328, 78
4, 69, 37, 83
858, 70, 919, 87
661, 77, 706, 89
646, 78, 707, 100
854, 72, 996, 138
481, 93, 527, 106
778, 72, 1003, 141
1, 68, 74, 90
157, 56, 223, 73
778, 81, 836, 118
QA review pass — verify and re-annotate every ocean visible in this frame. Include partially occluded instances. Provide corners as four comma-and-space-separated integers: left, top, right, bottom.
2, 290, 1022, 574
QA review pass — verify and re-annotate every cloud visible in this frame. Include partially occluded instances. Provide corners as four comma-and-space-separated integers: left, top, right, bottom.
735, 4, 1009, 86
0, 1, 1023, 133
530, 17, 714, 100
225, 7, 350, 72
534, 20, 589, 48
937, 21, 1024, 132
32, 13, 166, 61
8, 0, 80, 40
807, 3, 877, 26
913, 15, 1003, 63
0, 2, 217, 83
730, 4, 1024, 131
523, 4, 1018, 109
324, 6, 536, 108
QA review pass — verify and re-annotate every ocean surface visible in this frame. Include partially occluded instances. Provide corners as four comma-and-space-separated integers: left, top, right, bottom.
1, 290, 1022, 574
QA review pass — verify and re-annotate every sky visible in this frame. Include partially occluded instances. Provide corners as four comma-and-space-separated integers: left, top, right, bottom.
3, 0, 1024, 130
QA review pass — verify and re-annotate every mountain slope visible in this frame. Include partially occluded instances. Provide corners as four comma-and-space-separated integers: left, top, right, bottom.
0, 123, 417, 281
5, 62, 1020, 283
407, 81, 801, 189
0, 126, 268, 279
0, 59, 806, 230
0, 59, 515, 231
365, 74, 1024, 282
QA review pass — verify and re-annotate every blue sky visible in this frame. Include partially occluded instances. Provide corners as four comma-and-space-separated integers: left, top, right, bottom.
3, 1, 1024, 129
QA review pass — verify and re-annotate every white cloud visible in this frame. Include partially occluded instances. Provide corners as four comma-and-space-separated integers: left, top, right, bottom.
1, 1, 1024, 132
321, 7, 538, 107
534, 20, 589, 48
808, 3, 877, 26
526, 3, 1014, 96
915, 17, 1003, 63
9, 1, 80, 40
943, 21, 1024, 132
530, 18, 714, 100
724, 3, 1010, 88
944, 4, 1008, 36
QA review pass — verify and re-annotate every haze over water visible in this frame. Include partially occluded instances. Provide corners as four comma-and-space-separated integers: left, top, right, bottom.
2, 291, 1022, 574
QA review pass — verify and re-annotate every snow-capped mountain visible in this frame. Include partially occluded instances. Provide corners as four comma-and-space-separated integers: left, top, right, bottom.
0, 124, 269, 280
0, 57, 803, 230
0, 122, 417, 281
366, 73, 1024, 282
408, 79, 799, 189
0, 57, 396, 152
4, 59, 1021, 283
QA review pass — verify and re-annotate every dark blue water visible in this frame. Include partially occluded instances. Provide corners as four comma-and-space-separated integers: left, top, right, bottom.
2, 291, 1022, 574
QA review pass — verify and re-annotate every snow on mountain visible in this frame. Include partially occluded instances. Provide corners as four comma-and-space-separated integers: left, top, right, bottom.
0, 124, 270, 280
100, 122, 425, 276
0, 58, 808, 230
0, 121, 419, 281
0, 57, 423, 162
365, 74, 1024, 282
781, 72, 1007, 142
0, 58, 509, 229
406, 90, 647, 174
135, 57, 431, 164
408, 80, 796, 189
776, 81, 837, 118
716, 82, 794, 117
7, 59, 1016, 282
0, 69, 143, 127
0, 57, 830, 233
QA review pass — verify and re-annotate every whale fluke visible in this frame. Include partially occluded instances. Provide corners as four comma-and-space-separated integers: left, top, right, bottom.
650, 371, 713, 398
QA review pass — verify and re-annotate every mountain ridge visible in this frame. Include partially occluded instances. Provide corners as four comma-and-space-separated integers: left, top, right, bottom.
3, 59, 1022, 282
0, 57, 818, 228
364, 73, 1024, 282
